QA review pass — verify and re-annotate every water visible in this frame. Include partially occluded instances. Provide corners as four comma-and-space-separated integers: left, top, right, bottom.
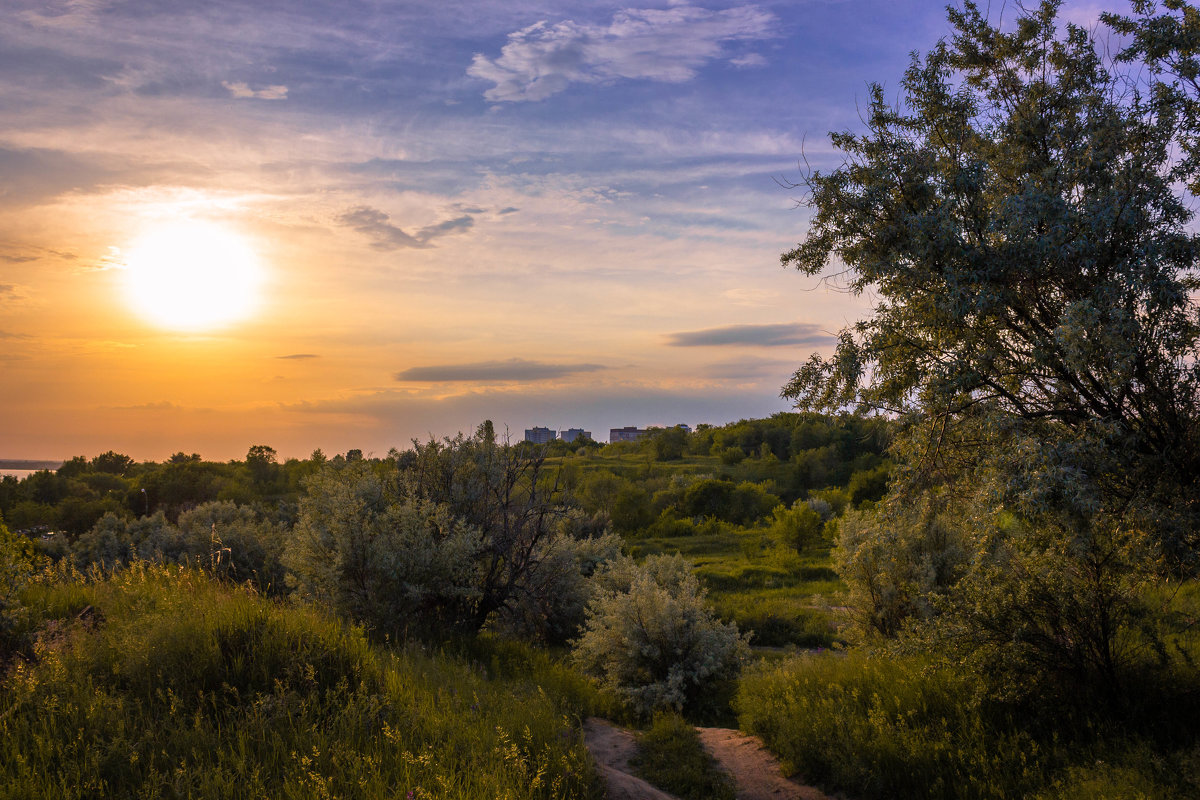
0, 469, 43, 480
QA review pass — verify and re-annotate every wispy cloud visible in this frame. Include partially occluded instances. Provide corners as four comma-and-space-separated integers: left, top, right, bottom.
469, 4, 775, 102
276, 353, 319, 360
666, 322, 834, 347
395, 358, 607, 382
222, 81, 288, 100
338, 206, 474, 250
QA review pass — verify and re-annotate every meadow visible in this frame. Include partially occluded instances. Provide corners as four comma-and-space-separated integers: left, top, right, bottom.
3, 413, 1200, 799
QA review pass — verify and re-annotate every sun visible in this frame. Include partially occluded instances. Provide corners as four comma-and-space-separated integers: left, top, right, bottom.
123, 220, 264, 331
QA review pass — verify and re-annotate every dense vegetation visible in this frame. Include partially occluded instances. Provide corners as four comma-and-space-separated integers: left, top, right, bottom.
8, 2, 1200, 797
734, 1, 1200, 798
0, 412, 882, 796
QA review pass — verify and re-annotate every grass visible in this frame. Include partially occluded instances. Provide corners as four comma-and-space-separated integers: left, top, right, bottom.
632, 528, 845, 649
632, 712, 736, 800
1, 564, 604, 799
735, 649, 1200, 800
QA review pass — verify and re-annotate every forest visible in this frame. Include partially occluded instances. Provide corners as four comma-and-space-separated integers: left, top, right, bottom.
7, 1, 1200, 797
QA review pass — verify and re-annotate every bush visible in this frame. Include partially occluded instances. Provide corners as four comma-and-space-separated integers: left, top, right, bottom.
176, 501, 286, 592
498, 519, 622, 645
0, 521, 35, 660
285, 462, 479, 636
572, 554, 749, 718
771, 501, 825, 551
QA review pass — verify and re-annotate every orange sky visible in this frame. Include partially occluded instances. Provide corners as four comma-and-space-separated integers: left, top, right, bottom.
0, 1, 1106, 461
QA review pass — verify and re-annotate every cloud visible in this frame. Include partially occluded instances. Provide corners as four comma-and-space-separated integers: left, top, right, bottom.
0, 284, 23, 301
276, 353, 319, 360
337, 206, 474, 250
0, 254, 37, 264
469, 4, 775, 102
395, 358, 607, 382
730, 53, 767, 68
665, 322, 834, 347
222, 81, 289, 100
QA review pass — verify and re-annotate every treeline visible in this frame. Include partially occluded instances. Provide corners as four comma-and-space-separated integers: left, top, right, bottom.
1, 412, 891, 542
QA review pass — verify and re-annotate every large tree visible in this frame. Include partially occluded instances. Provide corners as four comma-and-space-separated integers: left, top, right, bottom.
783, 0, 1200, 702
785, 0, 1200, 563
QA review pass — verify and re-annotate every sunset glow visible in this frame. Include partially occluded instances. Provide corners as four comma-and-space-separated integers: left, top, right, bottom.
0, 0, 1109, 461
122, 221, 264, 331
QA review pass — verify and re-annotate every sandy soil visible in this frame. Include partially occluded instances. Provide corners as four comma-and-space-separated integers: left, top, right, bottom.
583, 717, 835, 800
583, 718, 677, 800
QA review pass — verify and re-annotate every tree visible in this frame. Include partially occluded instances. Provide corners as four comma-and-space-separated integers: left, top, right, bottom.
405, 423, 575, 631
91, 451, 134, 475
246, 445, 278, 485
781, 0, 1200, 701
287, 424, 611, 637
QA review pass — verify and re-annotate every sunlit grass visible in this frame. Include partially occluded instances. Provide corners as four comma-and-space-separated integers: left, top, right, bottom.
1, 565, 604, 799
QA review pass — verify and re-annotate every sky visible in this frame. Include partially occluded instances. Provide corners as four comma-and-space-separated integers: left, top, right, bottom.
0, 0, 1113, 461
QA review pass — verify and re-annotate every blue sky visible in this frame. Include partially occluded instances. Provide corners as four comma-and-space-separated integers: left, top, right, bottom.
0, 0, 1113, 459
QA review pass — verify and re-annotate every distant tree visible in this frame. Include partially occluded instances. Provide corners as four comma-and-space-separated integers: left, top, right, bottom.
91, 451, 134, 475
56, 456, 89, 479
246, 445, 279, 485
649, 427, 687, 461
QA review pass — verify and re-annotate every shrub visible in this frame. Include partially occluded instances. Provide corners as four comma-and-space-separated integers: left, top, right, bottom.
176, 501, 286, 592
285, 462, 479, 636
0, 521, 35, 659
572, 554, 749, 718
498, 519, 622, 645
771, 501, 825, 551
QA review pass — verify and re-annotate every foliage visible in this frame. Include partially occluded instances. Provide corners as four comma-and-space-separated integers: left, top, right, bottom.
0, 521, 36, 660
285, 461, 480, 637
496, 516, 622, 645
771, 501, 825, 551
736, 648, 1200, 800
404, 422, 581, 631
572, 554, 749, 718
776, 0, 1200, 709
632, 712, 736, 800
0, 566, 603, 800
834, 501, 969, 639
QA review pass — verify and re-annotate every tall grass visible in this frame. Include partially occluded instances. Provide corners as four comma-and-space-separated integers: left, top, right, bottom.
632, 712, 736, 800
1, 564, 602, 799
735, 649, 1200, 800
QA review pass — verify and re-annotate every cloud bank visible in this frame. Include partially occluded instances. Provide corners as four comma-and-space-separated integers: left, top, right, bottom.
395, 358, 607, 382
469, 4, 774, 102
666, 322, 833, 347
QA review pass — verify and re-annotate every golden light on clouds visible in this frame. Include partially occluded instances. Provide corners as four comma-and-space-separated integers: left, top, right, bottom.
122, 220, 264, 331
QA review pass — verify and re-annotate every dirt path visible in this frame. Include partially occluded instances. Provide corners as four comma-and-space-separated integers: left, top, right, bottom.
696, 727, 831, 800
583, 717, 835, 800
583, 718, 677, 800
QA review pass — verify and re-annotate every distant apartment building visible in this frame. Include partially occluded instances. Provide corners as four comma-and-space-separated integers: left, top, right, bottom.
524, 426, 556, 444
609, 426, 649, 443
560, 428, 592, 442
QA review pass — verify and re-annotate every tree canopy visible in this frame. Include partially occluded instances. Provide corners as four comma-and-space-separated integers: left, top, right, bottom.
784, 0, 1200, 563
